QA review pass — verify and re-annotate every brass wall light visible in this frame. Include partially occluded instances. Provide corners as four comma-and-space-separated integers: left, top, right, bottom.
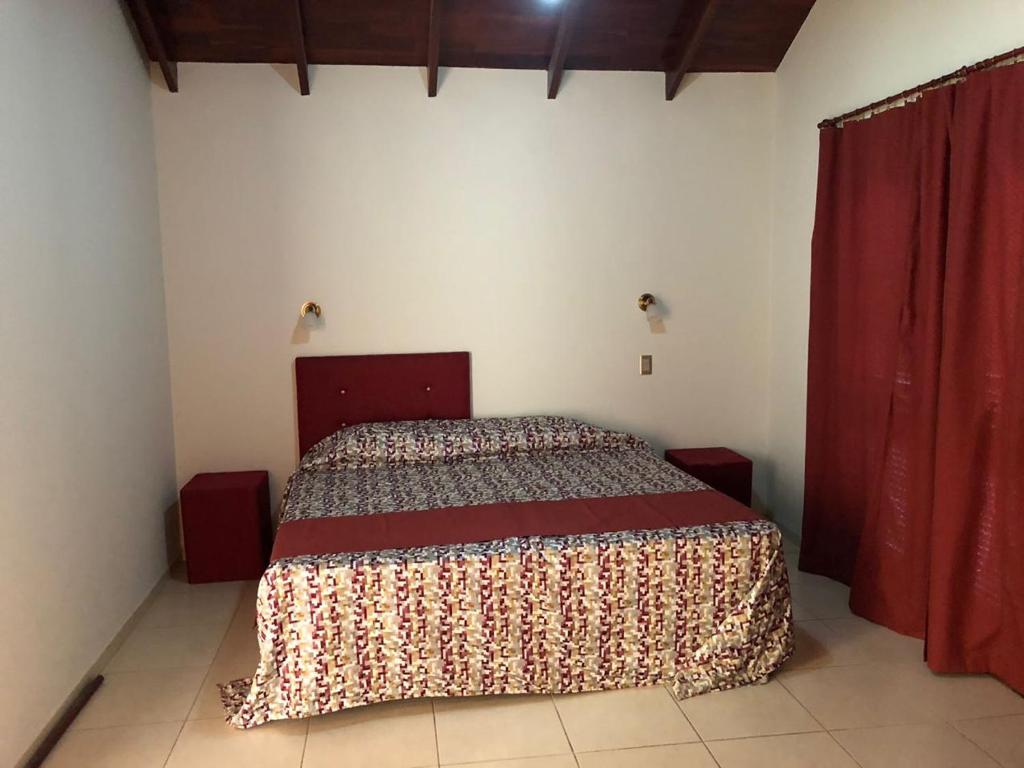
293, 301, 322, 345
638, 293, 666, 332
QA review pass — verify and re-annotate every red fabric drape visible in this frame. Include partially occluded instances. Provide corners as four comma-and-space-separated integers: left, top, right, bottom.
928, 63, 1024, 691
801, 60, 1024, 692
801, 88, 953, 636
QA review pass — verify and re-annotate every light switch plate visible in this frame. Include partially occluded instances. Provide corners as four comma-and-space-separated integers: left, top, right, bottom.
640, 355, 653, 375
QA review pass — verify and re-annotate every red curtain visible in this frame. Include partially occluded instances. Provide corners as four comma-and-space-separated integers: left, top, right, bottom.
801, 61, 1024, 692
802, 88, 954, 636
928, 63, 1024, 691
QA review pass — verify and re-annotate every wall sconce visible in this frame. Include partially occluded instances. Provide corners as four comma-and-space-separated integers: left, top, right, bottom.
299, 301, 321, 331
638, 293, 664, 318
292, 301, 322, 345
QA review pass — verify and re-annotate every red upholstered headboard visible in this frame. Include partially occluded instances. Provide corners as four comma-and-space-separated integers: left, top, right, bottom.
295, 352, 472, 456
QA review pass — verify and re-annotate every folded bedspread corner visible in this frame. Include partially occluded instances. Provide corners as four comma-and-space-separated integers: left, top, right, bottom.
672, 531, 794, 699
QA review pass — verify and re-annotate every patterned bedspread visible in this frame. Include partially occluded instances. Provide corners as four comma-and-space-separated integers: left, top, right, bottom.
222, 417, 793, 728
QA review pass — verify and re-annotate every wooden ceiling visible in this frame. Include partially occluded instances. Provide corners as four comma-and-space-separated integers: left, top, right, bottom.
124, 0, 815, 99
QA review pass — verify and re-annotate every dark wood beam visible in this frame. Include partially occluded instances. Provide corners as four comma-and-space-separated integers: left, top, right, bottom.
291, 0, 311, 95
547, 0, 582, 99
125, 0, 178, 92
427, 0, 442, 96
664, 0, 721, 101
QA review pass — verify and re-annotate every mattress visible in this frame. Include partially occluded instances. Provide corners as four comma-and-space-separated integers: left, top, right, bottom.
222, 416, 793, 727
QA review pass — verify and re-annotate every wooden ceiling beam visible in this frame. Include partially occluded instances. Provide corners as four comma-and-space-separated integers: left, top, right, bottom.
664, 0, 721, 101
547, 0, 583, 99
125, 0, 178, 92
291, 0, 311, 95
118, 2, 814, 77
427, 0, 442, 96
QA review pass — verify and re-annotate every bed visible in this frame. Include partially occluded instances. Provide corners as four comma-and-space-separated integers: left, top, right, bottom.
221, 352, 793, 728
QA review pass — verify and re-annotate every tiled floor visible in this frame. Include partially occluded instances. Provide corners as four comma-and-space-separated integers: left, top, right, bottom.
43, 543, 1024, 768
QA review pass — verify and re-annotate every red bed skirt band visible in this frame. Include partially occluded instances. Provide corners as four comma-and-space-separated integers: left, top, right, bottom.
271, 489, 762, 562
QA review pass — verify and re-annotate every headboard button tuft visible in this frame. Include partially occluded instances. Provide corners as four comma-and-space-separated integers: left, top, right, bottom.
425, 385, 432, 392
340, 389, 347, 395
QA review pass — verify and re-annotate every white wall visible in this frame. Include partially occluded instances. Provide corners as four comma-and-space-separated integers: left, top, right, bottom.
153, 66, 776, 508
767, 0, 1024, 536
0, 2, 176, 764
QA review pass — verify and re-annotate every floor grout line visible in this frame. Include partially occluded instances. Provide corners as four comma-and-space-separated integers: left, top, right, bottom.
699, 728, 832, 744
573, 741, 725, 766
298, 718, 311, 768
664, 684, 722, 767
774, 675, 865, 768
944, 718, 1013, 768
67, 713, 194, 733
431, 700, 442, 767
572, 742, 704, 754
548, 694, 581, 767
700, 740, 725, 768
441, 751, 577, 767
159, 720, 189, 768
825, 733, 866, 768
159, 581, 251, 767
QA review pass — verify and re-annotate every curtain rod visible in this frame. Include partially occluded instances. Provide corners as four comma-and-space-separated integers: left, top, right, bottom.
818, 44, 1024, 129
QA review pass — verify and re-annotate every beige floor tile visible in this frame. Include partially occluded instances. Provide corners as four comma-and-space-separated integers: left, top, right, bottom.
43, 722, 182, 768
160, 570, 256, 600
303, 699, 437, 768
189, 664, 251, 721
833, 723, 1001, 767
227, 581, 260, 624
70, 668, 207, 730
162, 576, 250, 598
212, 617, 261, 672
105, 623, 227, 672
894, 668, 1024, 722
190, 617, 262, 720
954, 715, 1024, 768
138, 579, 245, 630
787, 572, 851, 620
785, 621, 840, 670
554, 686, 698, 753
790, 600, 815, 621
189, 673, 227, 722
434, 695, 570, 764
777, 663, 924, 728
231, 605, 258, 638
822, 616, 923, 664
708, 732, 859, 768
576, 743, 718, 768
449, 758, 577, 768
677, 680, 820, 741
164, 717, 307, 768
778, 663, 1024, 729
785, 617, 923, 671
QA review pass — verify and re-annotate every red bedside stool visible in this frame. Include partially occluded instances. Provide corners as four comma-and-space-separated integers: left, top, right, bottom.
665, 448, 753, 506
180, 471, 271, 583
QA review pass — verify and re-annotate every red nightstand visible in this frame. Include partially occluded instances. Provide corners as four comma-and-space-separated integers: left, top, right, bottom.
180, 471, 271, 583
665, 448, 753, 506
